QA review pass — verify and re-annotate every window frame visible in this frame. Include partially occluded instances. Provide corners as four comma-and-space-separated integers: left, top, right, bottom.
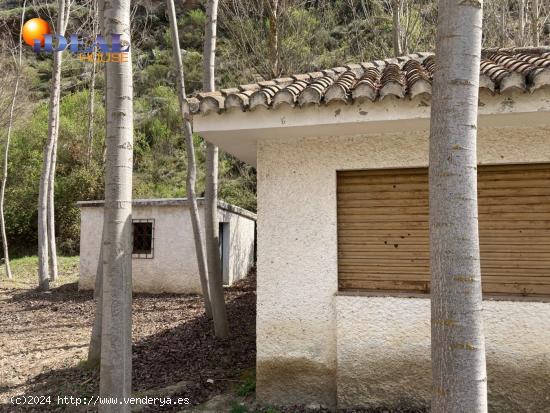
132, 219, 155, 259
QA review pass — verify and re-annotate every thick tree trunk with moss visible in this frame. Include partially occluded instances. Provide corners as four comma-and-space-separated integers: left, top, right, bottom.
167, 0, 212, 317
429, 0, 487, 412
99, 0, 134, 410
203, 0, 229, 338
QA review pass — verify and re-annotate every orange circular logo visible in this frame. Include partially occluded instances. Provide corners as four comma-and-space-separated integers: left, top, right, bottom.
22, 18, 51, 47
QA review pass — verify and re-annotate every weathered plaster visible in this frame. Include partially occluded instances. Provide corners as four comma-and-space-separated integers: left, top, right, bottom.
336, 296, 550, 411
79, 203, 256, 293
256, 124, 550, 410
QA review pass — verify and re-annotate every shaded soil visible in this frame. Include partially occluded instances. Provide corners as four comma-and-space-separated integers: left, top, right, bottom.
0, 271, 256, 412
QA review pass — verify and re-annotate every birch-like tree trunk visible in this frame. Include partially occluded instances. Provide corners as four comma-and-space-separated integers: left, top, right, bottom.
86, 0, 99, 166
166, 0, 212, 317
518, 0, 526, 46
47, 134, 59, 281
0, 1, 26, 280
429, 1, 487, 412
37, 0, 66, 290
99, 0, 133, 409
532, 0, 540, 46
88, 232, 103, 366
203, 0, 229, 338
267, 0, 281, 78
392, 0, 403, 56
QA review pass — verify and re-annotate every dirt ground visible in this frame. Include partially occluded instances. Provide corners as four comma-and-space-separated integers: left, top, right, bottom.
0, 272, 256, 412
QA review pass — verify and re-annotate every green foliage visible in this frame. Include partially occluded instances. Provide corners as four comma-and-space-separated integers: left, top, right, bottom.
236, 377, 256, 397
5, 89, 105, 256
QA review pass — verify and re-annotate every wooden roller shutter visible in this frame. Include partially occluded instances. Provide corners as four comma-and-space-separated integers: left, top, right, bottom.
337, 164, 550, 297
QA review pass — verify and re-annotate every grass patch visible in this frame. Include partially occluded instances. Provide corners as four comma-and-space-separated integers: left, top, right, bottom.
236, 377, 256, 397
0, 255, 79, 289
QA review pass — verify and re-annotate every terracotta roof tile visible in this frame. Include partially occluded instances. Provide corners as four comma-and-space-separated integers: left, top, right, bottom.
186, 47, 550, 115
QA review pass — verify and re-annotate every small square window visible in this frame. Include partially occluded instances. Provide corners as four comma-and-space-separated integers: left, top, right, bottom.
133, 219, 154, 259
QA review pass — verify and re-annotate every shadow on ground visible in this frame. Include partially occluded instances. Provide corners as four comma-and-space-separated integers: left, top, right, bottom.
0, 273, 256, 412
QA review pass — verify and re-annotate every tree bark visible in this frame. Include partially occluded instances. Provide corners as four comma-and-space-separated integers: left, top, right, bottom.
88, 232, 103, 366
519, 0, 526, 46
99, 0, 133, 410
47, 131, 59, 281
0, 1, 26, 280
205, 143, 228, 337
392, 0, 403, 56
86, 0, 99, 167
203, 0, 229, 338
429, 1, 487, 412
166, 0, 212, 317
37, 0, 66, 290
267, 0, 280, 78
532, 0, 540, 46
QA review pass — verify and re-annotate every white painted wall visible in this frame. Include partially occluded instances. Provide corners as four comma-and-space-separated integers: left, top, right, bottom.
256, 123, 550, 409
79, 202, 256, 294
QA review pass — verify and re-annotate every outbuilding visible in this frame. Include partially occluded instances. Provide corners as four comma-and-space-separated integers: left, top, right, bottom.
190, 48, 550, 411
77, 198, 256, 293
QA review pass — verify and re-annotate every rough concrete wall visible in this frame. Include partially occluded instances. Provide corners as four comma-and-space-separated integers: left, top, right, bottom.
79, 205, 255, 293
256, 125, 550, 409
336, 296, 550, 412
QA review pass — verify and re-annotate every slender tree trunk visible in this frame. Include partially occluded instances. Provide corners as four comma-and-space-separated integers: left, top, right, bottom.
167, 0, 212, 317
88, 232, 103, 366
37, 0, 66, 290
203, 0, 229, 338
267, 0, 280, 78
392, 0, 403, 56
519, 0, 526, 46
429, 1, 487, 412
86, 1, 98, 166
205, 143, 228, 337
99, 0, 133, 409
0, 1, 26, 280
532, 0, 540, 46
47, 131, 59, 281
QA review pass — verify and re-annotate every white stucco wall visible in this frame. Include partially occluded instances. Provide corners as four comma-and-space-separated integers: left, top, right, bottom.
256, 123, 550, 410
79, 202, 256, 294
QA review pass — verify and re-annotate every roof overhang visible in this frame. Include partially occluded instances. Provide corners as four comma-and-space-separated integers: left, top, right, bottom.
194, 88, 550, 167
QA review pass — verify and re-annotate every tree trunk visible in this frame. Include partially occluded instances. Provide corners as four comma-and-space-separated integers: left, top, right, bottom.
203, 0, 229, 338
532, 0, 540, 46
0, 1, 26, 280
429, 1, 487, 412
166, 0, 212, 317
392, 0, 403, 56
86, 1, 98, 167
267, 0, 280, 78
47, 133, 59, 281
519, 0, 526, 46
37, 0, 66, 291
99, 0, 133, 409
88, 232, 103, 366
205, 143, 228, 337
